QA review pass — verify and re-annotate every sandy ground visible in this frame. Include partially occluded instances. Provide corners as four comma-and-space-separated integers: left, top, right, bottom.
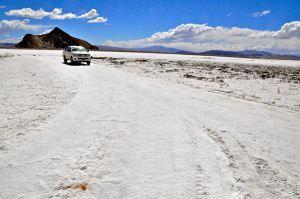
0, 49, 299, 199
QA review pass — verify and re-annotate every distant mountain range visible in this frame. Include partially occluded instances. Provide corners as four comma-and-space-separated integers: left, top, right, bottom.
96, 45, 192, 54
1, 28, 299, 60
0, 43, 15, 48
97, 45, 300, 60
199, 50, 272, 57
135, 46, 187, 53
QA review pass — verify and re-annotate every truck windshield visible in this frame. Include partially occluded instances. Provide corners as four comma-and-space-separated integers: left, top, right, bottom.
72, 47, 88, 52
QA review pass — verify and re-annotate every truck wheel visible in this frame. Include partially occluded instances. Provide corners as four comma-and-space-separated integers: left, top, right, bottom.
63, 56, 67, 64
70, 57, 74, 65
87, 61, 90, 65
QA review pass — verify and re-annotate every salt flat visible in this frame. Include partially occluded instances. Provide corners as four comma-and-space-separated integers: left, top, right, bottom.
0, 49, 299, 198
2, 49, 300, 67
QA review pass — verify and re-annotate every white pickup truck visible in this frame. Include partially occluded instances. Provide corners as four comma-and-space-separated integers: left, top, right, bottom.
63, 46, 91, 65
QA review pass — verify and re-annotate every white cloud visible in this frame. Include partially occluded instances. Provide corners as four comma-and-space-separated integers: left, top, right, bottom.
0, 19, 41, 34
104, 22, 300, 54
0, 5, 6, 9
88, 17, 107, 23
48, 8, 77, 20
5, 8, 50, 19
273, 21, 300, 39
78, 9, 98, 19
5, 8, 105, 21
40, 29, 52, 34
251, 10, 270, 17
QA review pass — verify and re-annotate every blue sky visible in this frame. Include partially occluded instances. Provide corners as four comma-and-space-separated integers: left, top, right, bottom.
1, 0, 300, 53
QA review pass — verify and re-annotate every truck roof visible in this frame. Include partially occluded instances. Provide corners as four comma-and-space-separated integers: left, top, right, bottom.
69, 46, 85, 48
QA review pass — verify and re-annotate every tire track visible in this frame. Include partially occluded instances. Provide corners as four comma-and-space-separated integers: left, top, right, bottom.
204, 127, 252, 199
204, 127, 300, 198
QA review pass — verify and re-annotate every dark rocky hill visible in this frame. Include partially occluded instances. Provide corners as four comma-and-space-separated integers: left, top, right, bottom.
15, 27, 98, 50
